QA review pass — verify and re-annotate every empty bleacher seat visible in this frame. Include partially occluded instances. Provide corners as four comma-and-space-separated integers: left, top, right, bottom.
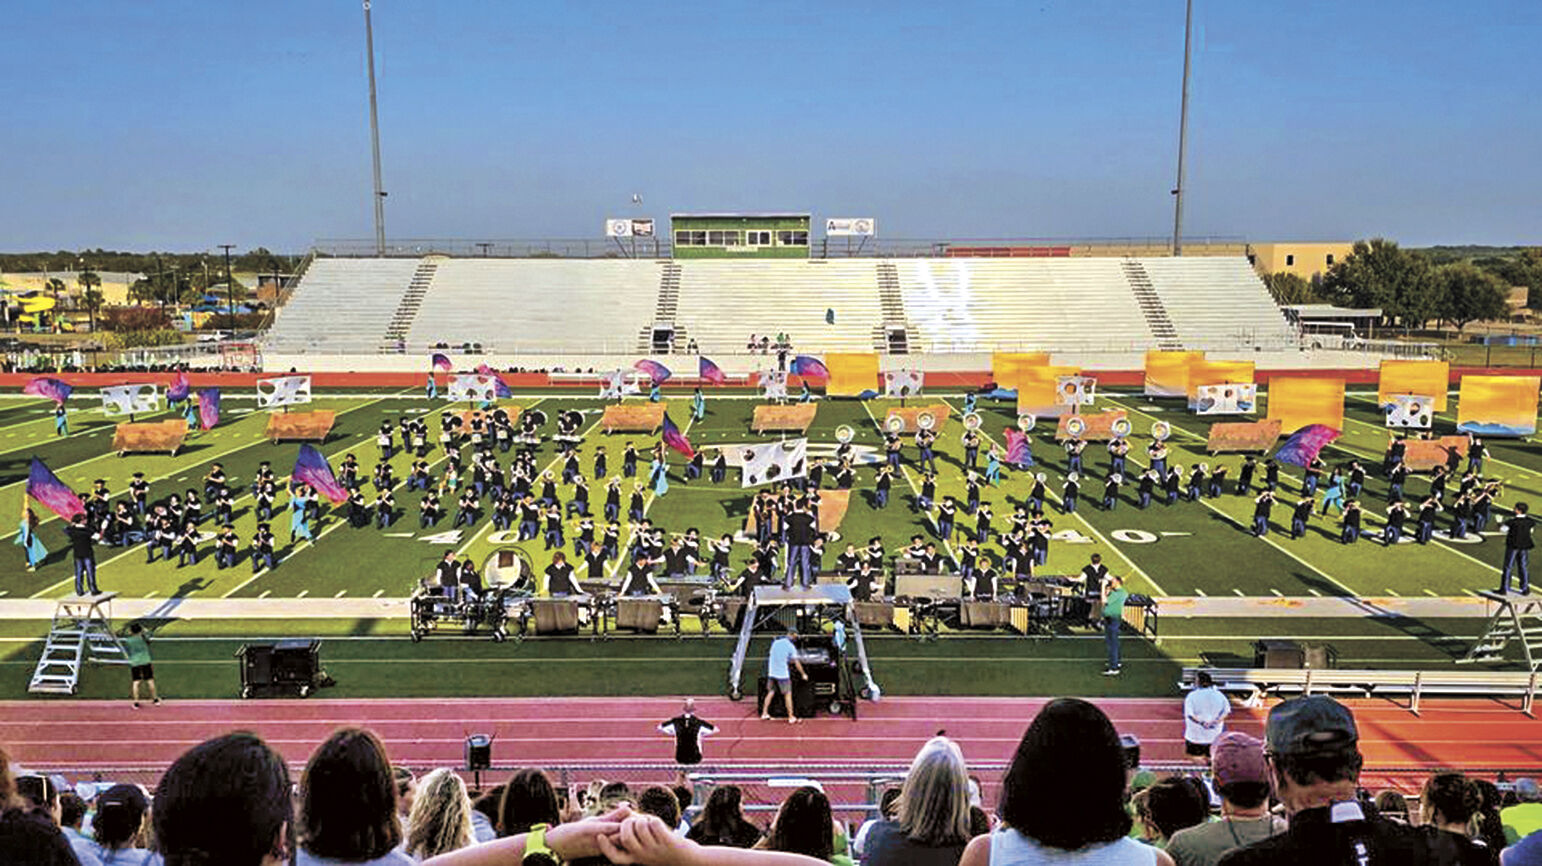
263, 258, 420, 354
1141, 258, 1298, 350
673, 261, 884, 355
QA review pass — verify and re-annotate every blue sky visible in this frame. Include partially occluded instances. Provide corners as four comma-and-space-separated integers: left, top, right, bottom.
3, 0, 1538, 252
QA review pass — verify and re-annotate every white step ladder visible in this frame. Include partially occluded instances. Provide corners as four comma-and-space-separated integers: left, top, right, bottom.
29, 593, 131, 695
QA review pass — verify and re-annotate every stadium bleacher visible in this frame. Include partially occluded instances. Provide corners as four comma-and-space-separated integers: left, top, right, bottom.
672, 260, 886, 355
1141, 257, 1298, 350
264, 255, 1299, 361
895, 258, 1161, 353
262, 257, 421, 354
403, 259, 662, 354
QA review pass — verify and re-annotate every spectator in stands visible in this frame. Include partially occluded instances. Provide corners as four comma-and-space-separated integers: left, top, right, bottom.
469, 786, 503, 844
1503, 779, 1542, 846
394, 768, 417, 833
760, 786, 853, 866
1375, 791, 1411, 824
1416, 772, 1492, 865
1506, 832, 1542, 865
59, 790, 102, 866
405, 768, 475, 861
298, 727, 413, 865
1475, 780, 1509, 857
90, 783, 159, 864
1217, 695, 1464, 865
852, 788, 901, 861
599, 782, 636, 814
958, 697, 1173, 866
497, 769, 561, 837
1134, 777, 1209, 851
637, 787, 681, 830
863, 736, 972, 866
687, 785, 763, 848
153, 732, 292, 866
673, 784, 695, 835
0, 746, 100, 865
1165, 733, 1285, 866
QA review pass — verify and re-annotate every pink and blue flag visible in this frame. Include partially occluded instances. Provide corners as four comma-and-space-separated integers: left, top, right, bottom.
790, 355, 829, 381
474, 364, 513, 398
698, 356, 727, 385
635, 359, 672, 386
27, 457, 85, 521
198, 389, 221, 430
661, 413, 696, 459
23, 377, 72, 405
1276, 424, 1341, 468
167, 371, 190, 403
293, 444, 350, 504
431, 353, 453, 371
1003, 427, 1035, 467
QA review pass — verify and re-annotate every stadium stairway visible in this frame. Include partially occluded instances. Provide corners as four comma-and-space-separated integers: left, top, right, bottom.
1119, 260, 1184, 351
639, 261, 685, 353
873, 261, 915, 354
379, 257, 442, 351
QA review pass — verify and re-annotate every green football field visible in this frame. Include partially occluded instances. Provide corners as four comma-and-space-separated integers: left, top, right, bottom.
1, 384, 1536, 699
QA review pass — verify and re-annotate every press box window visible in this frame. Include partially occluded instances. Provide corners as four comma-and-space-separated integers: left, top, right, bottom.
674, 231, 707, 246
777, 230, 809, 246
745, 230, 772, 246
707, 230, 742, 246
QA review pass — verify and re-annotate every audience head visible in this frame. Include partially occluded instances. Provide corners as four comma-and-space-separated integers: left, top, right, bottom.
672, 784, 694, 815
598, 781, 633, 812
1263, 696, 1362, 814
878, 787, 902, 821
701, 784, 751, 836
394, 766, 417, 817
1516, 777, 1541, 803
58, 791, 87, 830
498, 768, 560, 836
897, 735, 972, 846
1374, 790, 1410, 824
300, 727, 402, 860
997, 697, 1133, 850
95, 783, 151, 850
767, 786, 835, 862
1211, 732, 1272, 811
154, 732, 293, 866
0, 746, 18, 812
637, 786, 681, 828
1421, 773, 1480, 829
405, 768, 474, 860
1136, 776, 1209, 843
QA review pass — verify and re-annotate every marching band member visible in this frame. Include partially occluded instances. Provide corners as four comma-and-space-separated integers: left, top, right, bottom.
1062, 473, 1080, 515
1252, 490, 1276, 536
1383, 499, 1409, 545
546, 551, 583, 596
620, 555, 662, 596
1290, 496, 1313, 539
1237, 455, 1257, 495
962, 426, 981, 470
848, 558, 883, 601
1416, 495, 1442, 544
1137, 468, 1157, 509
1340, 499, 1364, 544
1207, 462, 1227, 498
1102, 473, 1121, 511
1162, 465, 1182, 506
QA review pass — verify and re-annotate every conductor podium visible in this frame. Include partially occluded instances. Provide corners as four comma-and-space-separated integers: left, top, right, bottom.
727, 585, 881, 719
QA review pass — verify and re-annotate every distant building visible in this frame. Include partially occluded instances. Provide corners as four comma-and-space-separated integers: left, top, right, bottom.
1248, 242, 1354, 283
670, 213, 811, 259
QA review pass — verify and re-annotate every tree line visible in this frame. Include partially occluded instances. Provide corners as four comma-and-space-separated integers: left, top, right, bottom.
1262, 239, 1540, 332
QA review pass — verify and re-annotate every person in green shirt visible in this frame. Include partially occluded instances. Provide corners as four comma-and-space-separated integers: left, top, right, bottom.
1101, 574, 1128, 675
121, 622, 161, 708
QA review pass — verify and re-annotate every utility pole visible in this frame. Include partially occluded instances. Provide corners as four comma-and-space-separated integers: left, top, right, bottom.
363, 0, 387, 256
1171, 0, 1195, 257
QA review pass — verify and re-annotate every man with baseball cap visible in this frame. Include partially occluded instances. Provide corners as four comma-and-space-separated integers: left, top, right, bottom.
1166, 732, 1285, 866
1219, 695, 1469, 865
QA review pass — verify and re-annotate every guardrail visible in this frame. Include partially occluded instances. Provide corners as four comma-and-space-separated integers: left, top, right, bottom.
1179, 666, 1538, 716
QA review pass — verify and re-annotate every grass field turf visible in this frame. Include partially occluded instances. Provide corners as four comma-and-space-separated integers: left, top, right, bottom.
2, 384, 1539, 700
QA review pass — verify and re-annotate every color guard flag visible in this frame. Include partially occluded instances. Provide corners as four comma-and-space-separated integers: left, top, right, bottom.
1276, 424, 1341, 468
22, 377, 72, 405
26, 457, 85, 521
474, 364, 513, 398
197, 389, 221, 430
430, 353, 453, 371
661, 413, 696, 459
698, 356, 727, 385
789, 355, 829, 381
634, 359, 672, 386
1003, 428, 1034, 467
293, 444, 350, 504
167, 371, 190, 403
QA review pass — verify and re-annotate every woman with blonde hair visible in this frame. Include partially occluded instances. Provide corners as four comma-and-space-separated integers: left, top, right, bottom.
406, 769, 475, 860
864, 736, 973, 866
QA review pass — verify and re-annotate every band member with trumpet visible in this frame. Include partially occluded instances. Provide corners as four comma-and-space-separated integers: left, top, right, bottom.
1107, 436, 1129, 478
965, 472, 982, 514
917, 471, 937, 512
1187, 464, 1206, 502
1062, 472, 1080, 515
1388, 461, 1409, 503
1137, 467, 1158, 509
1340, 499, 1364, 544
916, 421, 939, 474
1237, 455, 1257, 495
1263, 458, 1280, 492
1207, 462, 1227, 498
1163, 465, 1182, 506
1383, 499, 1409, 545
975, 502, 994, 543
1028, 473, 1047, 513
710, 448, 727, 484
874, 464, 893, 509
936, 495, 959, 542
1289, 495, 1313, 539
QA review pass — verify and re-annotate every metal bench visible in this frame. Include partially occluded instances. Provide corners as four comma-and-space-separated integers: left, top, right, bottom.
1178, 666, 1538, 716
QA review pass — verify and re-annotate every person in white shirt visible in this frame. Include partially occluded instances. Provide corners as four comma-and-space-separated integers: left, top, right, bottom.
1182, 672, 1232, 763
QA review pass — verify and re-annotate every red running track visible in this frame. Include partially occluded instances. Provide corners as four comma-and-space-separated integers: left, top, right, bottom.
5, 696, 1538, 776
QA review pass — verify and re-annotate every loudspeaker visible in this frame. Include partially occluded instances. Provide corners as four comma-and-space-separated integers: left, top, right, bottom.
465, 735, 492, 771
1253, 639, 1305, 669
756, 676, 816, 718
238, 639, 320, 698
1303, 642, 1338, 670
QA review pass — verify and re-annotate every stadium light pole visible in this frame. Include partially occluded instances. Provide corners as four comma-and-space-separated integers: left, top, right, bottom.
220, 244, 236, 334
363, 0, 387, 256
1171, 0, 1194, 257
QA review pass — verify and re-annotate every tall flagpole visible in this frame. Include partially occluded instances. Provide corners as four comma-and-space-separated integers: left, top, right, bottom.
1171, 0, 1194, 257
363, 0, 387, 256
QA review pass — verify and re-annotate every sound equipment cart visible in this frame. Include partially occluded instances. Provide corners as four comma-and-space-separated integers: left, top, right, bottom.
726, 585, 881, 719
